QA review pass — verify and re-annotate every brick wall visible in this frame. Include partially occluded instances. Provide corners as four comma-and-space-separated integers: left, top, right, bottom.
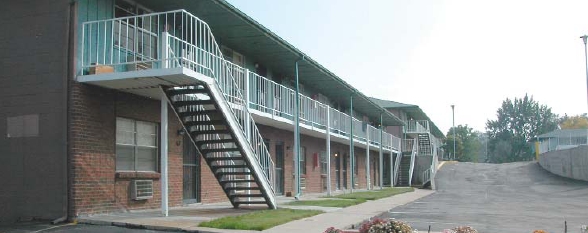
69, 82, 235, 216
69, 82, 394, 216
257, 124, 386, 195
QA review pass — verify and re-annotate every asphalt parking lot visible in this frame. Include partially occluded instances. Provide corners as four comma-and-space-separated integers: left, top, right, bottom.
380, 162, 588, 232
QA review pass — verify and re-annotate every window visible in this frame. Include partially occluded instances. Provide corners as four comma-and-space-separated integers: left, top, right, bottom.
116, 117, 158, 172
320, 151, 328, 175
114, 0, 158, 61
300, 147, 307, 174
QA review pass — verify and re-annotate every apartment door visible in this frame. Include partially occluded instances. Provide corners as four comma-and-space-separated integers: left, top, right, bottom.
183, 135, 201, 204
383, 153, 391, 186
335, 152, 341, 190
275, 142, 285, 195
342, 153, 348, 189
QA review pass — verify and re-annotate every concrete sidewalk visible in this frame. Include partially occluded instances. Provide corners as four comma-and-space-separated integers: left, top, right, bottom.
264, 189, 434, 233
78, 189, 434, 233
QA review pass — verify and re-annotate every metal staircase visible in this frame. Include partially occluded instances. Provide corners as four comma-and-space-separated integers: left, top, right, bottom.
157, 10, 277, 209
164, 83, 276, 209
397, 155, 412, 186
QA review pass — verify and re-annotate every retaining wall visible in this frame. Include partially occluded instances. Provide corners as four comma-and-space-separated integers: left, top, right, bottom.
539, 145, 588, 182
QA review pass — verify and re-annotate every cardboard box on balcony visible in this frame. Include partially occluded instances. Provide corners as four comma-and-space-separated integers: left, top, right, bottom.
89, 63, 114, 74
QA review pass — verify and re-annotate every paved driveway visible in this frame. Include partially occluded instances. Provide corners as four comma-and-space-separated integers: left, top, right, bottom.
380, 162, 588, 233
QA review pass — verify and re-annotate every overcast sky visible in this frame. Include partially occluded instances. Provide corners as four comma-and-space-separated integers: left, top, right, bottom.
226, 0, 588, 134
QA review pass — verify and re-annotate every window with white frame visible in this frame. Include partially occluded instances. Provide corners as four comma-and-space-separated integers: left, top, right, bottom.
116, 117, 158, 172
113, 0, 158, 61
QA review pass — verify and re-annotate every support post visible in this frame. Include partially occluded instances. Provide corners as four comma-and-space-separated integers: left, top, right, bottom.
379, 113, 383, 190
390, 135, 394, 187
326, 107, 332, 196
366, 124, 370, 190
294, 57, 304, 198
349, 95, 354, 191
245, 69, 251, 203
161, 32, 169, 69
160, 91, 169, 217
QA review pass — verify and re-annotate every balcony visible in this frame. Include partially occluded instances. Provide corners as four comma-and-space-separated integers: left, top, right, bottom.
405, 120, 430, 134
77, 9, 402, 153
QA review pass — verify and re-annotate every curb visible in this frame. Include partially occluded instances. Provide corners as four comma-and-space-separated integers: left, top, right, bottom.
78, 218, 200, 232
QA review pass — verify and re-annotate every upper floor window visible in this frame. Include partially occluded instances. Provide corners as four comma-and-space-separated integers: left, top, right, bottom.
114, 0, 157, 61
116, 117, 158, 172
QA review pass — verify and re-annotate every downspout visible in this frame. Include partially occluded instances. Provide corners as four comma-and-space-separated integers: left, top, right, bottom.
53, 0, 76, 224
294, 56, 305, 199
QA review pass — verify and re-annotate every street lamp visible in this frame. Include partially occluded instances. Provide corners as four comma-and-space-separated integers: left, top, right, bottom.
451, 104, 455, 161
581, 35, 588, 111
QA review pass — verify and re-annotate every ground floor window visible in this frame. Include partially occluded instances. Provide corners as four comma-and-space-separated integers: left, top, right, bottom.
320, 151, 328, 175
116, 117, 158, 172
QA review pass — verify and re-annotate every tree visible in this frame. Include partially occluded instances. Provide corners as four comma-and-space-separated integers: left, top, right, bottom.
485, 94, 558, 163
559, 114, 588, 129
443, 124, 480, 162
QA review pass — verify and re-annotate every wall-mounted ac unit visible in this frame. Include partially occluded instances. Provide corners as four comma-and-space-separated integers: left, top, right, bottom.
131, 180, 153, 200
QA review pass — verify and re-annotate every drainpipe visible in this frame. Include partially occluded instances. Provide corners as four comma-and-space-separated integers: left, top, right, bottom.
294, 56, 305, 199
53, 0, 76, 224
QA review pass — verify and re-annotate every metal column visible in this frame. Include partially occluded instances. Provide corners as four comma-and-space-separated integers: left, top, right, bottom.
160, 91, 169, 217
366, 124, 370, 190
390, 135, 393, 187
349, 95, 354, 191
379, 113, 383, 190
326, 107, 332, 196
294, 58, 304, 198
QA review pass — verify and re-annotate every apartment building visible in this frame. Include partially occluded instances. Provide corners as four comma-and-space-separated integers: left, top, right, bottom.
370, 98, 445, 187
0, 0, 418, 223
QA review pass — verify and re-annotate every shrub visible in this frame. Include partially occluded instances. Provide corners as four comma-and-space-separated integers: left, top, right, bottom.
358, 218, 413, 233
533, 231, 548, 233
324, 227, 343, 233
451, 226, 478, 233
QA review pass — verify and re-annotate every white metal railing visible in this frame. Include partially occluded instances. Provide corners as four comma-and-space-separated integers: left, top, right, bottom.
80, 9, 402, 163
81, 10, 276, 194
538, 131, 588, 154
247, 69, 401, 152
406, 120, 429, 134
394, 151, 402, 186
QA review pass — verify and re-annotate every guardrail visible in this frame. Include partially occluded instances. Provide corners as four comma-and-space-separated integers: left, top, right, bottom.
538, 131, 588, 154
406, 120, 429, 134
80, 9, 402, 154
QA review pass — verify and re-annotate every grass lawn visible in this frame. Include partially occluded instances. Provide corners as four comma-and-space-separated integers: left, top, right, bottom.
328, 187, 414, 200
285, 198, 366, 207
198, 208, 323, 231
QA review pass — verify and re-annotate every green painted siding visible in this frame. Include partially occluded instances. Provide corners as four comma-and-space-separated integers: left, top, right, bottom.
77, 0, 115, 75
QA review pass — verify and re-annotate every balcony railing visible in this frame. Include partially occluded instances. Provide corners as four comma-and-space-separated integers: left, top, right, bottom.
406, 120, 429, 134
79, 9, 401, 153
246, 69, 401, 151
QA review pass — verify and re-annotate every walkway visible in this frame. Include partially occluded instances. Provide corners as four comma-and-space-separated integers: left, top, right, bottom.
77, 189, 434, 233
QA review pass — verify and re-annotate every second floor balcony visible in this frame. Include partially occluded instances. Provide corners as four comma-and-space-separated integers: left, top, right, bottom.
77, 9, 403, 153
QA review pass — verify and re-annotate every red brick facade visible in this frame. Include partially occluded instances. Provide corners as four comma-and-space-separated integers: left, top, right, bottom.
69, 83, 393, 216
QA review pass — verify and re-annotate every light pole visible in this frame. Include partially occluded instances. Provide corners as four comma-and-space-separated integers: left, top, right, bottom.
451, 104, 455, 161
581, 35, 588, 111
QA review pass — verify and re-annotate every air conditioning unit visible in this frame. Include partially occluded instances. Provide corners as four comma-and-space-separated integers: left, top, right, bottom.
131, 180, 153, 200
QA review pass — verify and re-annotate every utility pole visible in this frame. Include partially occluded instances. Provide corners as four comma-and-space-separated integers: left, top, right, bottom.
451, 104, 455, 161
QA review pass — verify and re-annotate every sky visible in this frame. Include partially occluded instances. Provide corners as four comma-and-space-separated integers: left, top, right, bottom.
226, 0, 588, 134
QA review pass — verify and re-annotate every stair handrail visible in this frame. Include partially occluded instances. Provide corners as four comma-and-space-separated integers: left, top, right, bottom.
408, 138, 417, 186
394, 151, 402, 186
160, 11, 276, 193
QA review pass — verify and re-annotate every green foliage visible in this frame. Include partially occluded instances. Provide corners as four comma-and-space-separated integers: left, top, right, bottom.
285, 199, 365, 207
444, 124, 480, 162
485, 94, 558, 163
559, 114, 588, 129
327, 187, 414, 200
198, 209, 323, 230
